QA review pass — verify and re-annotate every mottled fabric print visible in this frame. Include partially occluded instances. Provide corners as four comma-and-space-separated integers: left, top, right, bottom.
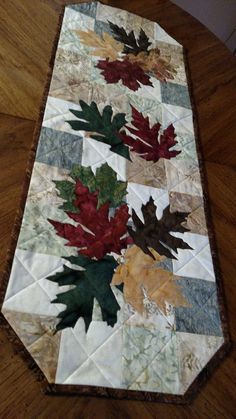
1, 2, 226, 399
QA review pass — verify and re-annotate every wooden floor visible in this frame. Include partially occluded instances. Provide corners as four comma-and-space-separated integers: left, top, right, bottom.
0, 0, 235, 417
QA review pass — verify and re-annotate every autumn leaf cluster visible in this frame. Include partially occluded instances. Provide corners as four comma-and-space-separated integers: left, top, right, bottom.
74, 21, 177, 91
46, 21, 193, 335
67, 101, 181, 163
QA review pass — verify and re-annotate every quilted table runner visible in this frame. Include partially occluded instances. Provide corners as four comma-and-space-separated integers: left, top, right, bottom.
1, 1, 229, 403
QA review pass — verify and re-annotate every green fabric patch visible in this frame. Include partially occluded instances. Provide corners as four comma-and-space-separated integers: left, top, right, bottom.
123, 325, 172, 387
131, 333, 180, 394
54, 162, 127, 211
17, 202, 77, 257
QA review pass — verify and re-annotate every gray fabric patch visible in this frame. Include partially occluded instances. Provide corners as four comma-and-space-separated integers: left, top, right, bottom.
175, 277, 223, 336
68, 2, 97, 18
161, 82, 191, 109
94, 20, 113, 37
36, 127, 83, 170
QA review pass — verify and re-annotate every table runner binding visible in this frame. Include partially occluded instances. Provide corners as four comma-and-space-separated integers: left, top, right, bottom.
0, 1, 231, 403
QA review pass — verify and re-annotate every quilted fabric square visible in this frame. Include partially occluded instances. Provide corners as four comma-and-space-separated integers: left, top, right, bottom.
0, 1, 230, 402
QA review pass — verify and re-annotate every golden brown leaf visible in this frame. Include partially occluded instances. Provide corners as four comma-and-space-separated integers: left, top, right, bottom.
74, 29, 123, 61
112, 245, 189, 315
127, 48, 177, 82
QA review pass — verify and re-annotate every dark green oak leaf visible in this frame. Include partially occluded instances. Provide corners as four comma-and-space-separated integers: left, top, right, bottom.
128, 197, 192, 259
47, 255, 120, 332
67, 100, 131, 160
108, 21, 151, 55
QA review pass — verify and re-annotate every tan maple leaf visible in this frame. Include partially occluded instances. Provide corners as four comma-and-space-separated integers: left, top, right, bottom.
74, 29, 123, 61
127, 48, 177, 82
112, 245, 189, 315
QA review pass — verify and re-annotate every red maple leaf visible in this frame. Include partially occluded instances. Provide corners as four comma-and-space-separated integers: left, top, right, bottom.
118, 106, 181, 162
96, 58, 153, 91
48, 180, 131, 260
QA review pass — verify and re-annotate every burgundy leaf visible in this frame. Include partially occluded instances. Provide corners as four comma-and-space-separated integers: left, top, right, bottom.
48, 180, 131, 260
96, 58, 153, 91
118, 106, 181, 162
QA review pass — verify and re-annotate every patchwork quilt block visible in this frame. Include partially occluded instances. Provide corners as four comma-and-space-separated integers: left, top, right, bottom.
1, 1, 229, 402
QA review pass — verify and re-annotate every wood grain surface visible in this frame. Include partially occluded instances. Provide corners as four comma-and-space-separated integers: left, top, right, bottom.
0, 0, 235, 417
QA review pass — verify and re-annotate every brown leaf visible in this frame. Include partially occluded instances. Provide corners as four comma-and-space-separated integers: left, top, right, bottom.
127, 48, 177, 82
74, 29, 123, 61
112, 245, 189, 315
128, 197, 192, 259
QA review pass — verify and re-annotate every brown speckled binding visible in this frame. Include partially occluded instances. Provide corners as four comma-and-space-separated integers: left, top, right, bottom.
0, 1, 231, 404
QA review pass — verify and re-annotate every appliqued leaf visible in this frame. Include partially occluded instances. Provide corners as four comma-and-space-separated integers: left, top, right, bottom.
67, 100, 130, 160
48, 255, 120, 332
128, 197, 192, 259
54, 163, 127, 210
49, 179, 131, 260
112, 246, 189, 315
74, 29, 123, 60
108, 22, 151, 55
53, 180, 78, 212
70, 165, 96, 187
96, 58, 153, 91
86, 163, 127, 208
119, 106, 181, 162
127, 48, 177, 82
